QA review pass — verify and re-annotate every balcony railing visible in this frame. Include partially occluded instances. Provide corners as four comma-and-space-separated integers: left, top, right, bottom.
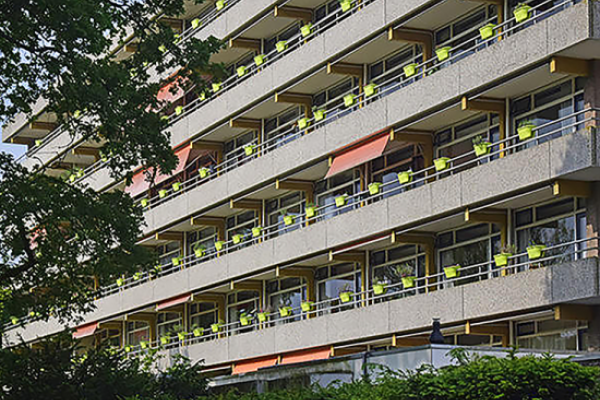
97, 108, 596, 298
110, 0, 579, 209
124, 236, 598, 354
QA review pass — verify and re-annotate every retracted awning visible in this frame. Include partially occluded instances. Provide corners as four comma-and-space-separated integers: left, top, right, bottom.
156, 293, 191, 311
157, 75, 187, 103
73, 322, 99, 339
280, 347, 331, 365
325, 133, 389, 178
232, 356, 278, 375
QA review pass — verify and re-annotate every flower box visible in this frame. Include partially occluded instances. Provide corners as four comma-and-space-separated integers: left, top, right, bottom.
158, 45, 167, 53
283, 215, 295, 226
10, 316, 18, 325
193, 328, 204, 337
479, 23, 496, 40
194, 247, 205, 258
301, 301, 315, 312
125, 345, 132, 353
140, 341, 148, 349
172, 182, 181, 192
141, 198, 149, 208
398, 171, 413, 184
340, 0, 353, 12
301, 23, 313, 37
473, 142, 492, 157
159, 189, 167, 198
527, 245, 546, 260
443, 265, 461, 279
314, 109, 326, 121
257, 312, 268, 323
133, 272, 142, 281
254, 54, 265, 66
364, 83, 378, 97
514, 4, 531, 23
212, 82, 222, 93
175, 106, 183, 115
116, 278, 124, 287
368, 182, 382, 195
401, 276, 416, 288
244, 145, 255, 156
373, 283, 387, 295
344, 94, 356, 107
518, 124, 535, 141
436, 46, 452, 62
252, 226, 262, 237
199, 92, 206, 101
160, 336, 170, 345
76, 169, 84, 178
276, 40, 288, 53
240, 315, 252, 326
404, 63, 418, 77
35, 139, 43, 147
215, 241, 225, 251
434, 157, 451, 172
216, 0, 225, 10
339, 291, 353, 303
69, 173, 76, 183
191, 18, 201, 29
172, 257, 182, 266
198, 167, 210, 178
306, 205, 317, 218
211, 323, 222, 333
279, 306, 293, 317
232, 234, 243, 244
177, 332, 187, 341
298, 117, 310, 130
494, 253, 512, 267
335, 194, 348, 208
237, 66, 247, 77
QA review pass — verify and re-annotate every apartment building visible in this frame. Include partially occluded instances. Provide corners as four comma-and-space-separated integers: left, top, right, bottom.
4, 0, 600, 385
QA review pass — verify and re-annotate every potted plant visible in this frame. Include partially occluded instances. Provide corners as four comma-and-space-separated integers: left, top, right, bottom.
494, 244, 516, 267
276, 40, 288, 53
214, 241, 225, 251
254, 54, 266, 66
172, 182, 181, 192
335, 194, 349, 207
372, 276, 388, 295
159, 189, 167, 198
239, 311, 253, 326
281, 210, 295, 226
434, 157, 451, 172
340, 0, 353, 12
192, 325, 204, 337
198, 167, 211, 178
396, 264, 416, 288
514, 3, 531, 23
472, 135, 492, 157
298, 117, 311, 130
191, 18, 201, 29
301, 23, 313, 37
479, 23, 496, 40
174, 325, 187, 341
158, 44, 167, 53
216, 0, 226, 10
279, 305, 293, 317
193, 244, 206, 258
338, 283, 354, 303
404, 63, 418, 78
140, 340, 149, 349
257, 307, 270, 323
527, 242, 547, 260
116, 277, 124, 287
212, 82, 222, 93
252, 226, 263, 237
35, 139, 43, 147
305, 202, 317, 218
237, 66, 247, 77
211, 321, 223, 333
10, 316, 18, 325
368, 182, 382, 195
244, 144, 256, 156
517, 120, 536, 141
232, 233, 243, 244
398, 169, 413, 184
133, 271, 143, 281
343, 94, 356, 107
364, 83, 378, 97
301, 301, 315, 312
313, 109, 326, 122
175, 105, 183, 115
435, 46, 452, 62
141, 198, 149, 208
160, 334, 171, 345
443, 264, 461, 279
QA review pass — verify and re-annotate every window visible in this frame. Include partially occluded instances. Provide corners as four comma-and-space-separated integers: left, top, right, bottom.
369, 145, 423, 198
515, 318, 588, 351
97, 328, 121, 348
367, 46, 420, 92
267, 277, 307, 323
514, 198, 586, 268
225, 53, 256, 77
315, 263, 361, 313
190, 302, 218, 332
157, 241, 181, 266
187, 227, 217, 257
226, 210, 258, 246
264, 23, 302, 54
314, 0, 342, 23
227, 291, 259, 331
370, 244, 426, 294
266, 192, 305, 238
264, 106, 303, 150
313, 78, 359, 120
157, 311, 182, 338
314, 170, 361, 220
224, 131, 257, 165
127, 321, 149, 346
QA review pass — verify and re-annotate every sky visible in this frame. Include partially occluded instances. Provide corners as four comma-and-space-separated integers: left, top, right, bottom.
0, 127, 27, 158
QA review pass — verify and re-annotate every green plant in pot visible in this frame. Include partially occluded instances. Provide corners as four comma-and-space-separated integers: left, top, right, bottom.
340, 0, 353, 12
398, 169, 413, 184
364, 83, 378, 97
435, 46, 452, 62
191, 18, 201, 29
172, 256, 182, 266
175, 105, 183, 115
192, 325, 204, 337
434, 157, 451, 172
479, 23, 496, 40
215, 241, 225, 251
517, 120, 536, 141
338, 283, 354, 303
472, 135, 492, 157
305, 202, 317, 218
211, 321, 224, 333
301, 301, 315, 312
298, 117, 311, 130
372, 276, 388, 295
335, 194, 349, 208
396, 264, 416, 289
527, 242, 547, 260
313, 108, 326, 122
172, 182, 181, 192
279, 304, 293, 317
174, 325, 187, 341
239, 311, 253, 326
159, 189, 167, 198
244, 144, 256, 156
276, 40, 288, 53
368, 182, 382, 195
344, 94, 357, 107
198, 167, 211, 178
257, 307, 270, 323
281, 210, 295, 226
301, 23, 313, 37
404, 63, 418, 78
232, 233, 243, 244
160, 334, 171, 345
443, 264, 461, 279
252, 226, 263, 237
140, 340, 149, 349
494, 244, 516, 267
141, 198, 149, 208
254, 54, 266, 66
193, 244, 206, 258
237, 66, 247, 77
212, 82, 222, 93
216, 0, 226, 10
514, 3, 532, 23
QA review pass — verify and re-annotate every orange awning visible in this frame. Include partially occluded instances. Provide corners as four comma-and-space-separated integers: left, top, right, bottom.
280, 347, 331, 365
73, 322, 99, 339
232, 356, 278, 375
125, 145, 200, 197
325, 134, 389, 178
156, 293, 191, 311
157, 76, 186, 103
